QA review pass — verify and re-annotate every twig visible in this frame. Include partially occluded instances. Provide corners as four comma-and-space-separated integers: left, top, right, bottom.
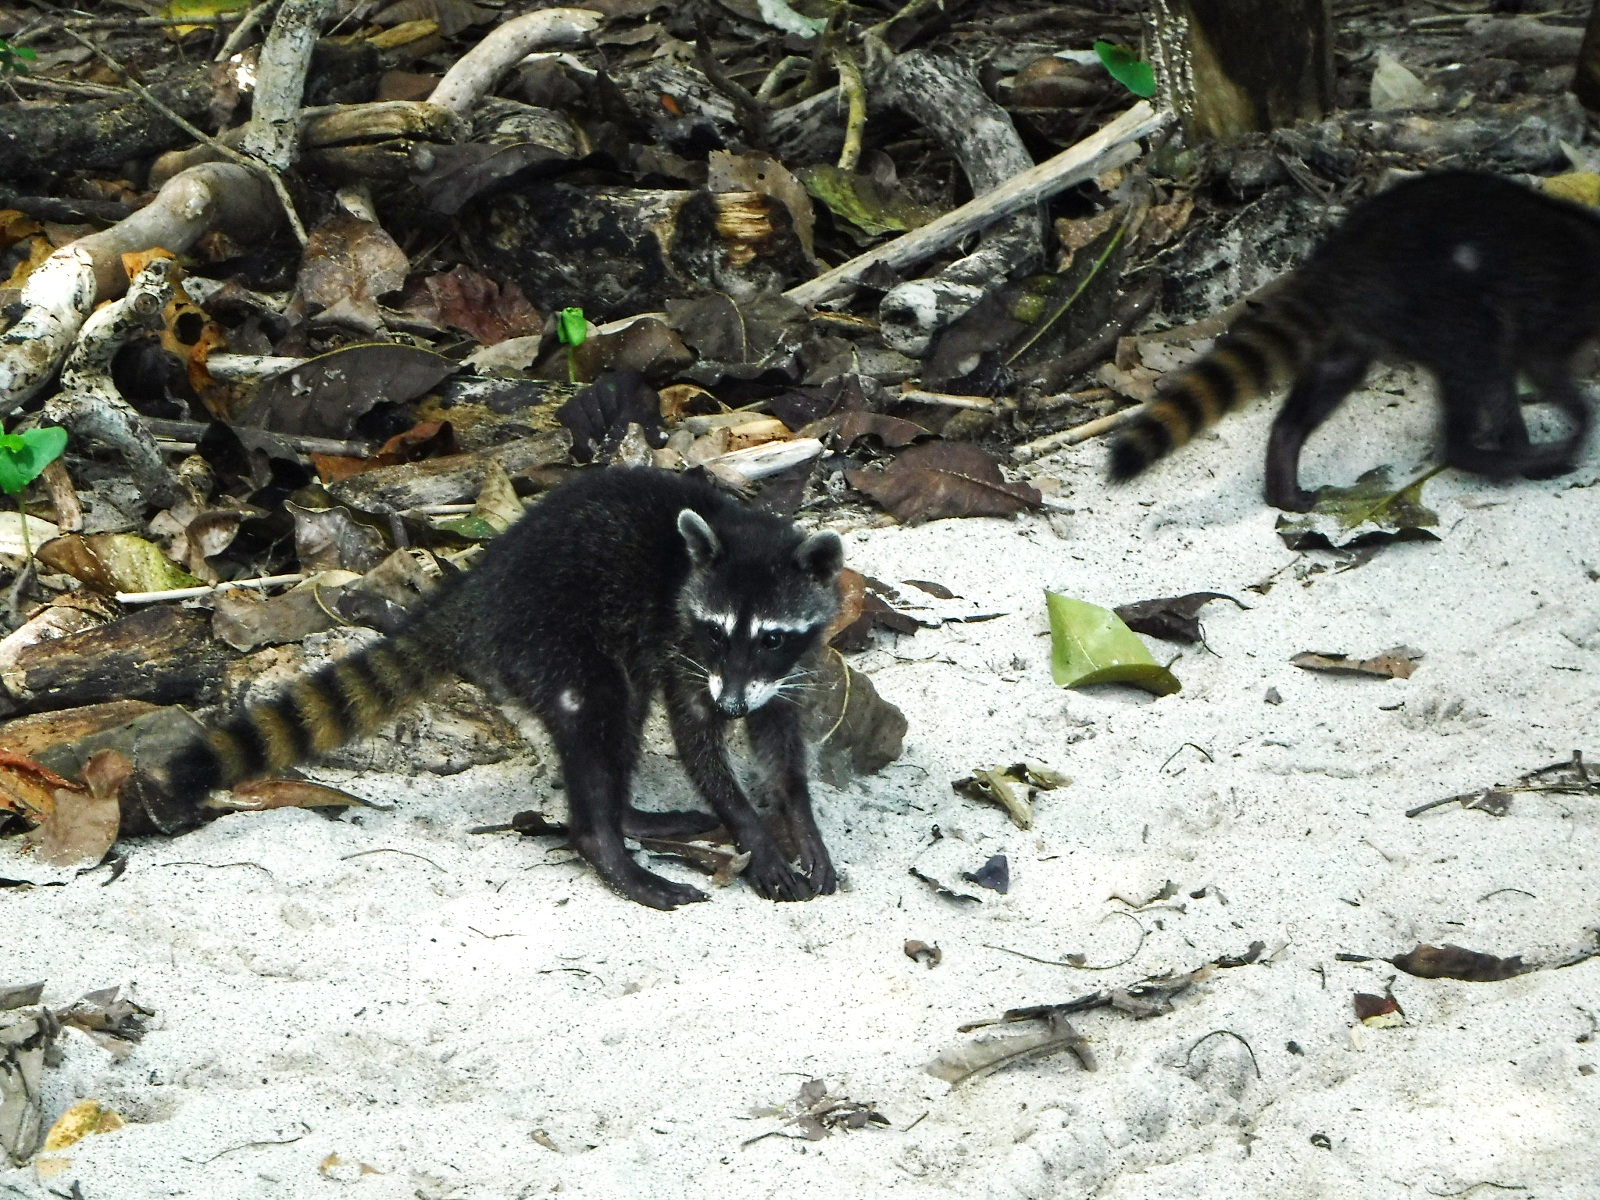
218, 0, 281, 62
116, 572, 308, 605
1184, 1029, 1261, 1079
832, 49, 867, 172
340, 848, 446, 870
784, 102, 1170, 308
1012, 406, 1137, 463
60, 27, 308, 246
897, 387, 995, 411
142, 417, 371, 457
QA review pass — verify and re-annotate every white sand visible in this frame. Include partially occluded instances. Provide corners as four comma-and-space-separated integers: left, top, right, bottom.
5, 377, 1599, 1199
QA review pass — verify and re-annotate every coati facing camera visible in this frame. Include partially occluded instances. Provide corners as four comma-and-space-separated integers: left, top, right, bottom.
1109, 171, 1597, 510
162, 467, 846, 910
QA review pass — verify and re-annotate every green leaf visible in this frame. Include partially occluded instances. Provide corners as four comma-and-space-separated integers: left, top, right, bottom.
1275, 465, 1441, 550
1094, 41, 1156, 98
795, 165, 939, 237
557, 307, 587, 347
0, 426, 67, 495
1046, 592, 1181, 696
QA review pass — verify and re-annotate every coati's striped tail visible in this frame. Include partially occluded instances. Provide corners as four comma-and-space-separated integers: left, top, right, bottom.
1107, 293, 1330, 481
163, 628, 444, 804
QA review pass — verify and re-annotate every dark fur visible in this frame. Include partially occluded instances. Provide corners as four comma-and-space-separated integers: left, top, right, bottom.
1110, 172, 1599, 510
164, 468, 845, 910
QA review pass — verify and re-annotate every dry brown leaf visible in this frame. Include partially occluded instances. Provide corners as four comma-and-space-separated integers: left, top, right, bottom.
1390, 944, 1528, 982
845, 442, 1041, 525
1292, 645, 1422, 680
28, 749, 129, 867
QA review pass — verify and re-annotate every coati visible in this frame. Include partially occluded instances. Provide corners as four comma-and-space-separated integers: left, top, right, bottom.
162, 467, 846, 910
1108, 171, 1597, 510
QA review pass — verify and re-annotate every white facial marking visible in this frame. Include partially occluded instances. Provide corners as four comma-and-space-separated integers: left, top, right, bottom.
687, 600, 739, 634
557, 688, 581, 714
1452, 243, 1480, 272
743, 680, 780, 711
752, 617, 821, 636
708, 673, 723, 702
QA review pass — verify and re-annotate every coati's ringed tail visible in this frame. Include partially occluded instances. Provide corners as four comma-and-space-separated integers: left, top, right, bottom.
161, 625, 444, 807
1107, 293, 1329, 482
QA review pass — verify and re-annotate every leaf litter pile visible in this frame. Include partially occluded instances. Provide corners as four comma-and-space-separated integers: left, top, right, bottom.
0, 0, 1596, 1194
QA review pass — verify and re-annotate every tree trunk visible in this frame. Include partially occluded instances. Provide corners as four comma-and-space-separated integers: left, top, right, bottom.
1150, 0, 1333, 141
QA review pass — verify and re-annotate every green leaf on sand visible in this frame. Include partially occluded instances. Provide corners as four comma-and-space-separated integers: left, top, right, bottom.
1046, 592, 1180, 695
1094, 42, 1156, 99
1275, 465, 1441, 550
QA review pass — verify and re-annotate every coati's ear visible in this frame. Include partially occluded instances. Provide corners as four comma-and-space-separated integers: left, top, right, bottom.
677, 509, 721, 568
793, 529, 843, 581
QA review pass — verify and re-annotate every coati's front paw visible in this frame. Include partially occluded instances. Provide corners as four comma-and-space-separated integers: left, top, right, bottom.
796, 836, 837, 896
612, 866, 709, 911
744, 846, 816, 902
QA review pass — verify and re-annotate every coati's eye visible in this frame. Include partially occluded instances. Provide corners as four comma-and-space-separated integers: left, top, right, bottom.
759, 630, 790, 650
699, 622, 727, 645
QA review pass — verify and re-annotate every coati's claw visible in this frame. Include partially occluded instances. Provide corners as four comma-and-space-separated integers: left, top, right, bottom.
744, 848, 816, 902
800, 845, 838, 896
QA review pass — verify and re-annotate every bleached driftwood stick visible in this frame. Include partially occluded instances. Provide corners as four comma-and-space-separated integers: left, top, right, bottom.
1012, 407, 1137, 463
784, 102, 1171, 309
0, 164, 280, 417
429, 8, 603, 117
117, 573, 309, 605
46, 259, 184, 505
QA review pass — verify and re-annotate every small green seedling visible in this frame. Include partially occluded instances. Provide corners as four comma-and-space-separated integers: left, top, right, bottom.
557, 306, 587, 383
1094, 41, 1155, 99
0, 39, 37, 76
0, 426, 67, 558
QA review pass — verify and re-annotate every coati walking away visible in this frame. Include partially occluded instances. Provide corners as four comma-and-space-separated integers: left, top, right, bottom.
161, 467, 846, 910
1109, 171, 1598, 511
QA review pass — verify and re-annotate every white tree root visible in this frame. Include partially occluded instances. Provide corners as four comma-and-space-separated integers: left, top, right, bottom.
46, 259, 184, 506
428, 8, 603, 117
0, 163, 280, 418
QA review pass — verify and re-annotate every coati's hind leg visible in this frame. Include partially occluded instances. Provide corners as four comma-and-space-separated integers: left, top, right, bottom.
1265, 339, 1372, 512
539, 664, 708, 910
1437, 358, 1527, 480
746, 698, 836, 896
664, 675, 815, 902
1517, 358, 1593, 479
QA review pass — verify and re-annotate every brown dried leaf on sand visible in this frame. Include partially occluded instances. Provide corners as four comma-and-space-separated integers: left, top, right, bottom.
846, 442, 1041, 525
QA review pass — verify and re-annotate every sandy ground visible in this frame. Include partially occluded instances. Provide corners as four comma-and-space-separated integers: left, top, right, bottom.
4, 374, 1600, 1200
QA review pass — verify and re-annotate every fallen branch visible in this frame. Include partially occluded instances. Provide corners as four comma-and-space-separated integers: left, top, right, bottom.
0, 163, 280, 417
428, 8, 604, 117
44, 258, 184, 506
241, 0, 334, 171
785, 101, 1170, 309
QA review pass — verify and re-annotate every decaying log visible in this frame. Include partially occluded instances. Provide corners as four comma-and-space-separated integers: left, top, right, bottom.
477, 186, 813, 317
0, 71, 217, 182
785, 102, 1168, 310
326, 433, 571, 513
1149, 0, 1332, 141
2, 607, 239, 715
1577, 6, 1600, 109
875, 50, 1043, 356
0, 164, 281, 418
